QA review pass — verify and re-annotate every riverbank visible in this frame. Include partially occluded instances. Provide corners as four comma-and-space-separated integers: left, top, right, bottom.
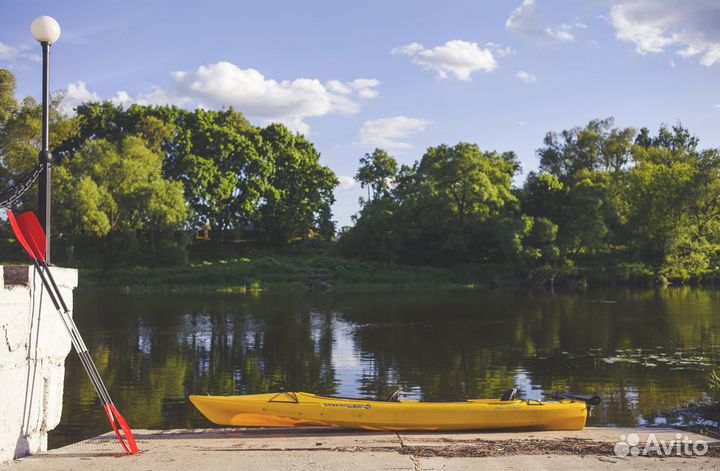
76, 252, 720, 294
78, 254, 488, 293
5, 427, 718, 470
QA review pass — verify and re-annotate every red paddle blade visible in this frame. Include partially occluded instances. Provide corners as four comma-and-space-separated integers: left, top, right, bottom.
6, 210, 38, 261
16, 211, 46, 263
104, 403, 139, 455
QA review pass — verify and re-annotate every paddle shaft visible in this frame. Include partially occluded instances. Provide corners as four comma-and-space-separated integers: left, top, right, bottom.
31, 259, 113, 406
33, 260, 138, 454
7, 210, 137, 454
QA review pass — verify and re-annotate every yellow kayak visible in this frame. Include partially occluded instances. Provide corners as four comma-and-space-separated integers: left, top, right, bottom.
189, 391, 596, 431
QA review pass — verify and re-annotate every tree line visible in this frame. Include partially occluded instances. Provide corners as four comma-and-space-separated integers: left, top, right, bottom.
339, 118, 720, 281
3, 67, 719, 280
0, 70, 337, 267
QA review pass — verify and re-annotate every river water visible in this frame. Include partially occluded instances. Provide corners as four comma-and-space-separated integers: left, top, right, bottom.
49, 287, 720, 447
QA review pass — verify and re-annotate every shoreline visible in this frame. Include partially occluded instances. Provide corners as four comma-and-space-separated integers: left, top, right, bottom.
70, 254, 720, 294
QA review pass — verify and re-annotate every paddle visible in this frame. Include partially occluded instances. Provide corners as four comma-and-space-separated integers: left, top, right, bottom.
7, 210, 138, 455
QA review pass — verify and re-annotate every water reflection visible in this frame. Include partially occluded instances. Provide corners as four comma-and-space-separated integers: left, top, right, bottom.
50, 287, 720, 447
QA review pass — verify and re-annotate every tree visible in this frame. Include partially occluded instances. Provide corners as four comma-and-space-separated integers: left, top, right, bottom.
538, 117, 636, 180
521, 217, 560, 265
181, 109, 268, 237
257, 124, 338, 243
561, 171, 613, 255
521, 173, 565, 222
620, 127, 715, 269
635, 123, 699, 153
0, 69, 18, 125
0, 70, 77, 209
417, 143, 518, 225
341, 142, 520, 264
338, 198, 401, 261
53, 136, 188, 267
355, 149, 398, 202
66, 103, 268, 239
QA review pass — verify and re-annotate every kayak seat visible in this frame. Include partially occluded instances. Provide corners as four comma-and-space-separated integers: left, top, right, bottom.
500, 388, 517, 401
386, 386, 402, 402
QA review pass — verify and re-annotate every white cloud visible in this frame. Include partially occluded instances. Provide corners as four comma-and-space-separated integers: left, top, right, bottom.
0, 41, 40, 68
506, 0, 576, 44
59, 81, 101, 116
325, 80, 352, 95
132, 85, 194, 108
167, 63, 379, 132
609, 0, 720, 67
486, 42, 516, 57
392, 40, 498, 80
60, 82, 137, 116
392, 43, 424, 55
516, 70, 538, 84
337, 176, 361, 191
111, 90, 133, 107
0, 42, 19, 60
58, 62, 380, 134
349, 79, 381, 98
358, 116, 430, 150
714, 104, 720, 108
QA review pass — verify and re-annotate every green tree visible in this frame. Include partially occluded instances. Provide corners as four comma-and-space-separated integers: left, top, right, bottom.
66, 103, 266, 239
561, 171, 614, 256
416, 143, 518, 225
181, 109, 267, 237
521, 173, 565, 222
635, 123, 699, 153
257, 124, 338, 243
54, 136, 187, 267
0, 69, 18, 125
338, 198, 401, 261
355, 149, 398, 202
0, 70, 77, 209
538, 117, 635, 180
619, 125, 720, 275
341, 143, 520, 264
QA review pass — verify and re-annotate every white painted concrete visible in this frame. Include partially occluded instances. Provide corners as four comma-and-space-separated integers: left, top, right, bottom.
0, 265, 77, 463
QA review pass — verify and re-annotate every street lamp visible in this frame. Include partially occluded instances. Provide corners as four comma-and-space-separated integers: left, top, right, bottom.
31, 16, 60, 263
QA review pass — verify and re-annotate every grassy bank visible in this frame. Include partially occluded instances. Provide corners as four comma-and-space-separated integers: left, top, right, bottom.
79, 254, 497, 294
75, 250, 720, 294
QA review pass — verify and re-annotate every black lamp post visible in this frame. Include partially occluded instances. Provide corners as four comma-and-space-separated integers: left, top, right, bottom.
31, 16, 61, 263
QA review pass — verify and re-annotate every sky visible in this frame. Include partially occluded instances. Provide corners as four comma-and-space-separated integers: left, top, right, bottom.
2, 0, 720, 227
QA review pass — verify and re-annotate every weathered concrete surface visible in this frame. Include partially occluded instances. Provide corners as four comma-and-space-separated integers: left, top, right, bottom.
0, 266, 78, 463
2, 427, 718, 470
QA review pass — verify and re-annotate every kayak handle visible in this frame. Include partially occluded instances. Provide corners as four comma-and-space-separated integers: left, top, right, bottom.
553, 393, 602, 406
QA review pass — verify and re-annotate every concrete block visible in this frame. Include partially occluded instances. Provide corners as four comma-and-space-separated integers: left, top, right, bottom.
0, 265, 78, 463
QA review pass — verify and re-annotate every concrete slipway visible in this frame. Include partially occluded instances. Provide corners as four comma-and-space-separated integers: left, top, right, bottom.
2, 427, 718, 470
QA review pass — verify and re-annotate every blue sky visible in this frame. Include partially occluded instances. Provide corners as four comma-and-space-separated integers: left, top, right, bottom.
2, 0, 719, 227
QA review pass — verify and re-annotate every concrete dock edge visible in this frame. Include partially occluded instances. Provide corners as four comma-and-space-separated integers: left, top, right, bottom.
3, 427, 718, 470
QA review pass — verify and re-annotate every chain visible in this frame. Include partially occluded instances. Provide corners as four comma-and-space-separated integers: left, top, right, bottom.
0, 164, 44, 209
